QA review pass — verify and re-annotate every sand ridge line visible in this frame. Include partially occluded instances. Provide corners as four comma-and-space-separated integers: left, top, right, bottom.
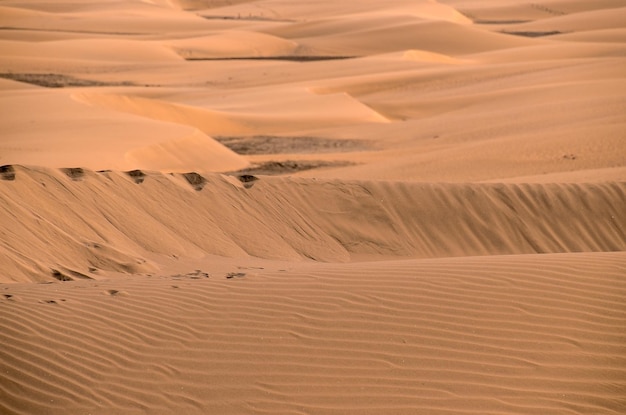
0, 166, 624, 283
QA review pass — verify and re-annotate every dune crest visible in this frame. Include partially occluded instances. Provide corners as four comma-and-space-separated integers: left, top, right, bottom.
170, 31, 299, 59
124, 130, 249, 172
1, 166, 624, 283
402, 49, 472, 64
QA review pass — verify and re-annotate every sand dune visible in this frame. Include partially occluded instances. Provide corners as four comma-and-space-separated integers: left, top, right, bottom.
267, 16, 537, 56
0, 90, 247, 171
169, 31, 299, 59
0, 2, 213, 34
76, 88, 389, 136
1, 252, 625, 414
496, 6, 626, 34
1, 0, 625, 413
0, 38, 183, 62
0, 166, 624, 283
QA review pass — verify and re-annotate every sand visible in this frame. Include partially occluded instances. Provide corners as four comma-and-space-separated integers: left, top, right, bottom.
1, 0, 625, 414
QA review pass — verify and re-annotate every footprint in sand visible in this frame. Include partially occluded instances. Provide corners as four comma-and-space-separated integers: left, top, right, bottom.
126, 169, 146, 184
39, 299, 65, 304
106, 289, 128, 297
226, 272, 246, 279
61, 167, 85, 181
171, 270, 210, 280
183, 172, 207, 191
0, 165, 16, 181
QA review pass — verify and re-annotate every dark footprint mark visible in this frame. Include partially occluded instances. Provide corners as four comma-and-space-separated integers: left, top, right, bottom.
190, 270, 209, 279
183, 172, 207, 191
43, 300, 58, 305
61, 167, 85, 180
51, 269, 73, 282
171, 285, 179, 289
226, 272, 246, 279
106, 289, 127, 296
171, 270, 210, 279
126, 169, 146, 184
238, 174, 258, 189
0, 165, 16, 181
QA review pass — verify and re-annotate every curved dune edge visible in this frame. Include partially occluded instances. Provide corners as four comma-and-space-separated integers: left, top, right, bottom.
0, 38, 183, 62
74, 90, 390, 136
124, 130, 250, 173
169, 31, 299, 59
0, 90, 248, 173
402, 49, 473, 65
1, 251, 624, 414
0, 166, 624, 283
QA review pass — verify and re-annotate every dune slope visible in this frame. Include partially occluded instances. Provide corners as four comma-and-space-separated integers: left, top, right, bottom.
0, 166, 624, 283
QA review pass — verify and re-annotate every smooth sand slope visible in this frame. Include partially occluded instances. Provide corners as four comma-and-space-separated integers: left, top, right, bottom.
1, 0, 625, 414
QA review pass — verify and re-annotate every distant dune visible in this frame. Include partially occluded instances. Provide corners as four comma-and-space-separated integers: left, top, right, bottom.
1, 0, 625, 414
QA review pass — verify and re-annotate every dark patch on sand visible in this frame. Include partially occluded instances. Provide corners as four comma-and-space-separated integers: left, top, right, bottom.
200, 15, 296, 23
237, 174, 259, 189
226, 272, 246, 279
185, 56, 356, 62
0, 73, 136, 88
183, 172, 207, 191
126, 170, 146, 184
51, 268, 92, 282
231, 160, 354, 176
171, 270, 210, 279
51, 269, 73, 282
503, 30, 562, 38
215, 135, 370, 155
0, 165, 16, 181
61, 168, 85, 180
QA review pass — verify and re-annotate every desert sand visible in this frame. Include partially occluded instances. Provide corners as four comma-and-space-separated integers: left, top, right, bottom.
1, 0, 625, 414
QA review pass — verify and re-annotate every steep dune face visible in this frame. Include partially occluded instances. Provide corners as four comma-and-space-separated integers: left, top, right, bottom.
1, 166, 623, 283
0, 90, 248, 172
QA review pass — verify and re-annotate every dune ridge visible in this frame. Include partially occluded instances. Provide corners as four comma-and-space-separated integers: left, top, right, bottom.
0, 166, 623, 283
